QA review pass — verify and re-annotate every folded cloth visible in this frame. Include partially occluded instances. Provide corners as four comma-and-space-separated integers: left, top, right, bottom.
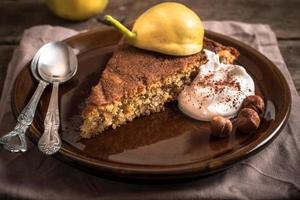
0, 22, 299, 199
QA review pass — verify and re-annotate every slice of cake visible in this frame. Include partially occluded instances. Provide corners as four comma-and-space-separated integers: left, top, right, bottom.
80, 38, 239, 138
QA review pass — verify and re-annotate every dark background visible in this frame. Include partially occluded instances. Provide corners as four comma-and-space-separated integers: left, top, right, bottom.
0, 0, 299, 94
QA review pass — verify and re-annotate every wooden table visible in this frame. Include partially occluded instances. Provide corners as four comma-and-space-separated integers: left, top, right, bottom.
1, 0, 299, 94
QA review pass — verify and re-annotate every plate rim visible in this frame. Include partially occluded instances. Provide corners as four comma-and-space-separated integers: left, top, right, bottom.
11, 27, 292, 180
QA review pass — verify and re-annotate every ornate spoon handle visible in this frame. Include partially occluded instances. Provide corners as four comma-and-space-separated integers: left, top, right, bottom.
0, 80, 48, 152
38, 82, 61, 155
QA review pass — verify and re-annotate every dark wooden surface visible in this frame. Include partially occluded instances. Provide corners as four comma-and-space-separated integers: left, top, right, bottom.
0, 0, 299, 94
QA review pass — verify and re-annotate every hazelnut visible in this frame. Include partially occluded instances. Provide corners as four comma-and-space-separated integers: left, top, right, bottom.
242, 95, 265, 114
237, 108, 261, 133
210, 116, 233, 138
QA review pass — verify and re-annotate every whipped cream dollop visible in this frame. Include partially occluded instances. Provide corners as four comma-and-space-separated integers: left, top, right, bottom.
178, 49, 255, 121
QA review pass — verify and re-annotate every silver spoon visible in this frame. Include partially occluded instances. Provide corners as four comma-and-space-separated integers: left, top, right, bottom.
0, 46, 49, 152
36, 42, 77, 155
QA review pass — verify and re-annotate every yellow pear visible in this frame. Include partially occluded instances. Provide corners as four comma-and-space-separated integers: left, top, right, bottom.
105, 2, 204, 56
46, 0, 108, 21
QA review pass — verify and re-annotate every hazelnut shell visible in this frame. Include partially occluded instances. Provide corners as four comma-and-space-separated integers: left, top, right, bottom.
211, 116, 233, 138
242, 95, 265, 114
237, 108, 261, 133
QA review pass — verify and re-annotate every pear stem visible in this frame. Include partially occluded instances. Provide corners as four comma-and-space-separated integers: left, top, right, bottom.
104, 15, 136, 39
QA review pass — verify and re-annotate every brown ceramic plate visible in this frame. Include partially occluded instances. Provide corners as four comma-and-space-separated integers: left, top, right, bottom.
12, 28, 291, 182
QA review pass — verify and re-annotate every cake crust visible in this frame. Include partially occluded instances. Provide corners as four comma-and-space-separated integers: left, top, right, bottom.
81, 38, 239, 138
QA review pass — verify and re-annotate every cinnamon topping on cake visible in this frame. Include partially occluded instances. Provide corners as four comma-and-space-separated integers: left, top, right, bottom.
81, 39, 240, 138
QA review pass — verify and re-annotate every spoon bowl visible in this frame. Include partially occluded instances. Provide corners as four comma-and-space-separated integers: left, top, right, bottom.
37, 42, 77, 83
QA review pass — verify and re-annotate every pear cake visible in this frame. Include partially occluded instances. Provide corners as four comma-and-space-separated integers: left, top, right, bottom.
80, 38, 239, 138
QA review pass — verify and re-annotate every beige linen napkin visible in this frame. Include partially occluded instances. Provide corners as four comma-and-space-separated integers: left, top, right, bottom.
0, 22, 299, 199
